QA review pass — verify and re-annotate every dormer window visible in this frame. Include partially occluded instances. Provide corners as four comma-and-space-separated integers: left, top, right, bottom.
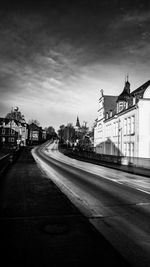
118, 101, 124, 113
133, 97, 136, 105
11, 129, 15, 135
2, 129, 5, 134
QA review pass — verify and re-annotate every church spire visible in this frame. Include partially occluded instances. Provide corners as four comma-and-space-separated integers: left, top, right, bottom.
76, 116, 80, 128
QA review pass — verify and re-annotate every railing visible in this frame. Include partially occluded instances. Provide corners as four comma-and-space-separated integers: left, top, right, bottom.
0, 147, 24, 175
0, 154, 10, 175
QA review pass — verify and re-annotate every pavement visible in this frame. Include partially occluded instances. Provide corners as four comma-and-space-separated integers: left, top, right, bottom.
0, 147, 131, 267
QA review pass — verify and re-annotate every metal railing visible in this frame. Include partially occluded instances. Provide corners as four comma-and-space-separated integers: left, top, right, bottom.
0, 154, 10, 175
0, 147, 24, 175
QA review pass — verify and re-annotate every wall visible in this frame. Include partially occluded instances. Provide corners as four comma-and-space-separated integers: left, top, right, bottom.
67, 149, 150, 170
95, 107, 138, 157
138, 99, 150, 158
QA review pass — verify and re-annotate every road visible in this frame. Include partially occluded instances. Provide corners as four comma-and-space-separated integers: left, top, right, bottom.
33, 140, 150, 267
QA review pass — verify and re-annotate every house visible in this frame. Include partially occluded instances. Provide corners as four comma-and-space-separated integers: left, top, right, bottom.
0, 118, 28, 148
94, 78, 150, 158
27, 123, 43, 145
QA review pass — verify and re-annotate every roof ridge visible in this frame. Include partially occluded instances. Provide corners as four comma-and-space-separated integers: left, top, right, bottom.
131, 80, 150, 95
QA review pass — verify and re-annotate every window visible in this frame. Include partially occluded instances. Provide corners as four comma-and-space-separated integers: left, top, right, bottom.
124, 118, 127, 135
125, 142, 134, 157
98, 123, 103, 138
113, 121, 120, 136
124, 143, 127, 156
127, 117, 131, 135
106, 124, 112, 137
124, 116, 134, 135
131, 116, 135, 134
1, 137, 5, 142
133, 97, 136, 105
127, 143, 130, 156
2, 128, 5, 134
8, 137, 15, 142
11, 129, 15, 135
118, 101, 124, 112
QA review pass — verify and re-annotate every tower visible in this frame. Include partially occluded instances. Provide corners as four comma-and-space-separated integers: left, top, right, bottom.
76, 116, 80, 128
116, 75, 131, 113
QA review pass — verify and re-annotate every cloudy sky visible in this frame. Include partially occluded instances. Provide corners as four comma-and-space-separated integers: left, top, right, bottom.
0, 0, 150, 130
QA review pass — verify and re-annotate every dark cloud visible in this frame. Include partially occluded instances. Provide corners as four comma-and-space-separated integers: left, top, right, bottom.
0, 0, 150, 126
0, 0, 150, 67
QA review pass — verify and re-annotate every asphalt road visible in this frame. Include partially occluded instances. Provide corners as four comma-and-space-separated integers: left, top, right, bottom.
0, 146, 131, 267
33, 141, 150, 267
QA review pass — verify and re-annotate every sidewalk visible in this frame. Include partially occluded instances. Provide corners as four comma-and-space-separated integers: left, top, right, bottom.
0, 147, 130, 267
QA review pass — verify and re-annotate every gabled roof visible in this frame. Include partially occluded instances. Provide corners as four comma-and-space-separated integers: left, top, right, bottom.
28, 123, 41, 131
104, 95, 118, 114
2, 118, 27, 127
0, 117, 21, 126
117, 90, 130, 102
131, 80, 150, 96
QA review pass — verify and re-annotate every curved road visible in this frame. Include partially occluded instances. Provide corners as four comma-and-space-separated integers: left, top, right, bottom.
32, 141, 150, 267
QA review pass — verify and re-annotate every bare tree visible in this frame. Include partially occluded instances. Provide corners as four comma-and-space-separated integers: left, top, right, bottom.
6, 107, 25, 122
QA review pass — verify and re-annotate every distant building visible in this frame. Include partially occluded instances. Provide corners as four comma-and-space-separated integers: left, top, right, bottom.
27, 123, 43, 145
94, 79, 150, 158
0, 118, 28, 148
42, 130, 47, 141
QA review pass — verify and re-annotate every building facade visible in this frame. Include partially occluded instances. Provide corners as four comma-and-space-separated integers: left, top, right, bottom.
27, 123, 43, 145
94, 79, 150, 158
0, 118, 28, 148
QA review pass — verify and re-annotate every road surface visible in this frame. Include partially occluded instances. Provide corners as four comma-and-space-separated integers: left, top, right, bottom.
33, 140, 150, 267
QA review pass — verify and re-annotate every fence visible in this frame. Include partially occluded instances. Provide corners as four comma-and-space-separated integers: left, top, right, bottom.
0, 147, 24, 176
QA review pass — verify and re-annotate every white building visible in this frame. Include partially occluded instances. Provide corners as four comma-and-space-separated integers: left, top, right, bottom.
94, 79, 150, 158
0, 118, 28, 147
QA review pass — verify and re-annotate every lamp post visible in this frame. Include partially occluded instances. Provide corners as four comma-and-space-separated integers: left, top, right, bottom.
66, 139, 69, 149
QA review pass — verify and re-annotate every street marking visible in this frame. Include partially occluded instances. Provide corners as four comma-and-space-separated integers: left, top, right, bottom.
44, 148, 150, 195
136, 202, 150, 206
